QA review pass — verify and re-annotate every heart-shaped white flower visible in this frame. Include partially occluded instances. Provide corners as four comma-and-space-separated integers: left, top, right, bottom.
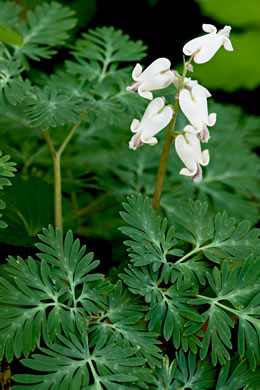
129, 97, 173, 150
126, 58, 174, 100
179, 85, 216, 142
183, 24, 233, 64
175, 132, 209, 182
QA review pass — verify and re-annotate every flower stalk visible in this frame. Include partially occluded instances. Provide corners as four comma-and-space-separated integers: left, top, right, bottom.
151, 55, 194, 214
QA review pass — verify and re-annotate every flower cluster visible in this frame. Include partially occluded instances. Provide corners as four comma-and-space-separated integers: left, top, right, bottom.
126, 24, 233, 182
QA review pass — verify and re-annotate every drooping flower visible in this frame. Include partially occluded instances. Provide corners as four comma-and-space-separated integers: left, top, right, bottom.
129, 97, 173, 150
126, 58, 174, 100
183, 24, 233, 64
175, 132, 209, 182
179, 85, 216, 142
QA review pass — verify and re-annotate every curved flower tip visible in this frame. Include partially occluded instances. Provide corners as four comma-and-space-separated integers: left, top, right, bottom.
179, 85, 216, 142
175, 132, 209, 182
129, 97, 174, 150
126, 58, 174, 100
183, 24, 233, 64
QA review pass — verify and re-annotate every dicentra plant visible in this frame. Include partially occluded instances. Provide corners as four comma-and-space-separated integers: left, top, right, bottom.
0, 1, 259, 389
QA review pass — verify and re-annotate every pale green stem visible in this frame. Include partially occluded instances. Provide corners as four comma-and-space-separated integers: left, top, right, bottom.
57, 122, 80, 157
152, 54, 195, 215
41, 129, 63, 233
41, 122, 81, 234
196, 294, 241, 316
176, 247, 200, 264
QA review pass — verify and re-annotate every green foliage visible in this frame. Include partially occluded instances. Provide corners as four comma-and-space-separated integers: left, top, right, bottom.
0, 226, 157, 389
119, 195, 260, 368
0, 150, 16, 228
193, 259, 260, 369
0, 1, 21, 29
0, 194, 259, 387
0, 1, 259, 387
14, 2, 77, 61
216, 358, 260, 390
0, 60, 30, 105
25, 86, 85, 129
71, 26, 147, 77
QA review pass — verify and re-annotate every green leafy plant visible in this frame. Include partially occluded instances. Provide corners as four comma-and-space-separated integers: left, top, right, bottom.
0, 196, 259, 388
0, 1, 259, 388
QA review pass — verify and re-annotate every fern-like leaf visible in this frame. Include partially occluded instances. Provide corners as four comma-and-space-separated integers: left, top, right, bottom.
173, 199, 260, 263
0, 226, 112, 362
12, 333, 154, 390
70, 26, 147, 83
88, 280, 162, 368
14, 2, 76, 61
151, 352, 216, 389
0, 60, 30, 105
191, 257, 260, 368
24, 86, 85, 129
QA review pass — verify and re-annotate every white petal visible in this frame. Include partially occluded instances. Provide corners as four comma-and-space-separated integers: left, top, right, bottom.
141, 136, 158, 146
132, 63, 142, 80
207, 113, 217, 127
194, 37, 223, 63
179, 167, 197, 177
143, 97, 165, 119
200, 149, 210, 165
131, 118, 140, 133
192, 85, 211, 124
133, 98, 173, 145
175, 134, 199, 173
138, 87, 153, 100
202, 24, 217, 33
179, 88, 203, 130
183, 124, 199, 134
223, 38, 233, 51
175, 132, 209, 180
141, 105, 173, 140
143, 57, 171, 75
196, 83, 211, 98
183, 34, 212, 56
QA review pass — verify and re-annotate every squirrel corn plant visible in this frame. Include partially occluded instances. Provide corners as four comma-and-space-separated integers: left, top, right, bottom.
126, 23, 233, 214
0, 2, 260, 389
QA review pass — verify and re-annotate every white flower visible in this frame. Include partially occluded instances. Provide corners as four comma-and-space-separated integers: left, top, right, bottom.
183, 24, 233, 64
179, 85, 216, 142
175, 132, 209, 182
126, 58, 174, 100
129, 97, 173, 150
